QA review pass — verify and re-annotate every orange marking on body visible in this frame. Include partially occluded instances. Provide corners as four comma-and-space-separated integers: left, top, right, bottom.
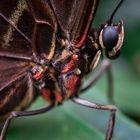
42, 88, 52, 101
33, 72, 43, 80
55, 91, 63, 103
65, 75, 78, 91
33, 67, 48, 80
62, 55, 78, 73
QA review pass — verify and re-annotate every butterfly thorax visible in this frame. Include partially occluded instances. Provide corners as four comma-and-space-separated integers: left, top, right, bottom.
31, 36, 99, 104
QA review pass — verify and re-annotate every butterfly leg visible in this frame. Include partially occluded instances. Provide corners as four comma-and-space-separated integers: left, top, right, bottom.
81, 59, 114, 103
0, 103, 54, 140
72, 97, 116, 140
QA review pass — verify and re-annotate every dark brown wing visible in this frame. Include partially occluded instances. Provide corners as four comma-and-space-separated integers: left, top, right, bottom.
0, 68, 37, 117
0, 0, 38, 100
0, 57, 31, 90
26, 0, 58, 60
50, 0, 98, 44
0, 56, 37, 117
0, 0, 58, 60
0, 0, 33, 59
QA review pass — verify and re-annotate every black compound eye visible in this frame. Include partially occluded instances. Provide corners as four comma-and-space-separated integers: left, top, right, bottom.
102, 26, 119, 50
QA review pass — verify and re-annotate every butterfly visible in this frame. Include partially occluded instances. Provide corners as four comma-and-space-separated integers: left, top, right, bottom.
0, 0, 124, 140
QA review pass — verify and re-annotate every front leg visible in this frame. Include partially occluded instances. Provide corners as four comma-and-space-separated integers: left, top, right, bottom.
0, 103, 54, 140
81, 59, 114, 103
72, 97, 116, 140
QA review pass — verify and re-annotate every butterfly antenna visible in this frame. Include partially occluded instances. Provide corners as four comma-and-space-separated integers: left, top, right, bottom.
108, 0, 124, 25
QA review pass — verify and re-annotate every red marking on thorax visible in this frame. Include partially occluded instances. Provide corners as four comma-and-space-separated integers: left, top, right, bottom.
64, 75, 78, 91
33, 67, 48, 80
42, 88, 52, 101
62, 55, 78, 73
33, 72, 43, 80
55, 91, 63, 103
42, 88, 63, 103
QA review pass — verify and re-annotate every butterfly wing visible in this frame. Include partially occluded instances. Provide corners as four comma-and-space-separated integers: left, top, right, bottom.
50, 0, 98, 45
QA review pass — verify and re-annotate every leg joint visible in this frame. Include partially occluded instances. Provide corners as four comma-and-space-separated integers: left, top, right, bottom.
11, 111, 18, 118
105, 105, 117, 112
102, 59, 111, 68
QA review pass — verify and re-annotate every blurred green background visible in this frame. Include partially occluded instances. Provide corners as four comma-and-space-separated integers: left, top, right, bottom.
5, 0, 140, 140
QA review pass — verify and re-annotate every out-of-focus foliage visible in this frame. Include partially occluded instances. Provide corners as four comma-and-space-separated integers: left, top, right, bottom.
7, 0, 140, 140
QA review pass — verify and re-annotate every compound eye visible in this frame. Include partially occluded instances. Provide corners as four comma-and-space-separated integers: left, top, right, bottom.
102, 26, 119, 50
